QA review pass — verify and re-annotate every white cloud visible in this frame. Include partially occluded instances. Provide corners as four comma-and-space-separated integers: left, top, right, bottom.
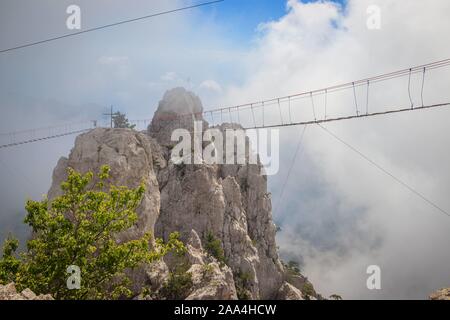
220, 0, 450, 299
199, 79, 222, 93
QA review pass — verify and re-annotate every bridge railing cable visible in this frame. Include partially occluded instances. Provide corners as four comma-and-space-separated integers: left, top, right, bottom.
0, 121, 96, 149
129, 58, 450, 130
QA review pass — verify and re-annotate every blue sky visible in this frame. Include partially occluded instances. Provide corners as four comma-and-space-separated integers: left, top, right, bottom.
198, 0, 288, 43
198, 0, 347, 44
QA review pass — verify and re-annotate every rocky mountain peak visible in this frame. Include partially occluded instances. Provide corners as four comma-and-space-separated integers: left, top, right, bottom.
148, 87, 207, 147
156, 87, 203, 116
46, 88, 317, 300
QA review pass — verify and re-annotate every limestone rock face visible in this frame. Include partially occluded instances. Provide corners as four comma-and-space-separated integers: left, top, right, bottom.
429, 287, 450, 300
49, 128, 161, 242
148, 87, 207, 147
0, 283, 53, 300
47, 87, 313, 300
185, 231, 237, 300
186, 262, 236, 300
276, 282, 304, 300
151, 89, 284, 299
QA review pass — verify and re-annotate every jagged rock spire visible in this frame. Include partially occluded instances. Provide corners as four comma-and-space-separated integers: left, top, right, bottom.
148, 87, 207, 146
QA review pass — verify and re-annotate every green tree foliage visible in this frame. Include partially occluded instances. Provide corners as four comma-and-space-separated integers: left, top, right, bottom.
286, 260, 301, 275
0, 165, 184, 299
234, 270, 252, 300
204, 231, 226, 266
302, 282, 316, 300
159, 261, 193, 300
0, 237, 20, 284
329, 294, 343, 300
112, 112, 136, 129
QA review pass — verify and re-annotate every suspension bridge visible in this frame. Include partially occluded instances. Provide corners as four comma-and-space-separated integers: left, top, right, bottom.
1, 58, 450, 220
147, 58, 450, 130
2, 57, 450, 149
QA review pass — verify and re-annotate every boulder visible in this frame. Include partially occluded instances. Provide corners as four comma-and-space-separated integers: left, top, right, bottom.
429, 287, 450, 300
0, 283, 53, 300
276, 282, 304, 300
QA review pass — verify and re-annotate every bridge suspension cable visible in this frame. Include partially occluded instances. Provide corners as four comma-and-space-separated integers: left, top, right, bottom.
204, 58, 450, 129
245, 102, 450, 130
143, 58, 450, 130
0, 121, 96, 149
316, 123, 450, 219
0, 128, 91, 149
205, 58, 450, 115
